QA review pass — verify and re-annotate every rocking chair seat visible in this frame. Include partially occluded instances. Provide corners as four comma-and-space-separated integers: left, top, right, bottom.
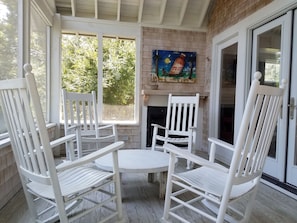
162, 72, 286, 223
151, 93, 200, 169
0, 64, 123, 222
155, 134, 191, 144
175, 166, 256, 200
27, 166, 113, 200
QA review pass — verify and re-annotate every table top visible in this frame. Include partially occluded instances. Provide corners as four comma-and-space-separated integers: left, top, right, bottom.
95, 149, 171, 173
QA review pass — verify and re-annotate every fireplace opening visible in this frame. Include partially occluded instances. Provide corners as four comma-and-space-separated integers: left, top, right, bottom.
146, 106, 167, 147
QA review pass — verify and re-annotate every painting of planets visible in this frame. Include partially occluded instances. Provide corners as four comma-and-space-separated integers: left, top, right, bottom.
151, 50, 196, 83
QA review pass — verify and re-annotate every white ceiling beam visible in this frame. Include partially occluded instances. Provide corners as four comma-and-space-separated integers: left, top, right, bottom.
179, 0, 188, 26
55, 3, 70, 8
71, 0, 76, 17
196, 0, 211, 27
95, 0, 98, 19
138, 0, 144, 23
117, 0, 121, 21
32, 0, 55, 25
159, 0, 167, 24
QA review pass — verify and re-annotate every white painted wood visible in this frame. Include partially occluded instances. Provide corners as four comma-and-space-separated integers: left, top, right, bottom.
95, 149, 170, 173
138, 0, 144, 23
162, 73, 286, 223
62, 89, 118, 159
251, 12, 291, 181
209, 35, 238, 164
0, 64, 124, 223
59, 16, 141, 126
70, 0, 76, 16
2, 165, 297, 223
178, 0, 188, 25
210, 0, 297, 169
95, 149, 172, 198
286, 8, 297, 187
54, 0, 212, 31
151, 93, 200, 169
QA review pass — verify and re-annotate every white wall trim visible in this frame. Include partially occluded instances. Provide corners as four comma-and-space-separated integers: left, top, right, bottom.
209, 0, 297, 163
52, 15, 142, 125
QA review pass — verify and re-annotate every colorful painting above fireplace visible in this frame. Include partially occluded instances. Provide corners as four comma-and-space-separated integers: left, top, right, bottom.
152, 50, 196, 83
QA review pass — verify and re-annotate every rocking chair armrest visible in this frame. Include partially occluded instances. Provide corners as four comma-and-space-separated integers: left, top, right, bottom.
56, 141, 125, 172
97, 124, 115, 130
66, 124, 80, 131
50, 134, 77, 148
208, 137, 234, 162
81, 134, 115, 142
164, 143, 228, 173
188, 126, 198, 132
151, 123, 167, 130
208, 137, 234, 151
188, 126, 197, 130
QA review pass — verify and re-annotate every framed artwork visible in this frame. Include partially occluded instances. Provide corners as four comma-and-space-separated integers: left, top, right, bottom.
151, 50, 197, 83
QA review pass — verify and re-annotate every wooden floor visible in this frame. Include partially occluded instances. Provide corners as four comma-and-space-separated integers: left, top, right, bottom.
1, 159, 297, 223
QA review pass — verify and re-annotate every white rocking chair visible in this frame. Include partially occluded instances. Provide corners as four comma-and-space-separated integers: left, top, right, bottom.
62, 89, 118, 159
151, 93, 200, 169
0, 64, 123, 223
162, 72, 286, 223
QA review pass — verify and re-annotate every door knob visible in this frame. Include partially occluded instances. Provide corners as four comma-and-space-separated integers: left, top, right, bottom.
288, 97, 296, 120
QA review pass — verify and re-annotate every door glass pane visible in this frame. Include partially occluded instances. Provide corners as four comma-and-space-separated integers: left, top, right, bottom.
219, 43, 238, 144
255, 26, 281, 158
0, 0, 18, 134
31, 6, 47, 119
102, 37, 136, 122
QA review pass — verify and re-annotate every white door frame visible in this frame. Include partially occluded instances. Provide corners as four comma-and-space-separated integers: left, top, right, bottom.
286, 8, 297, 186
251, 12, 291, 182
209, 1, 296, 166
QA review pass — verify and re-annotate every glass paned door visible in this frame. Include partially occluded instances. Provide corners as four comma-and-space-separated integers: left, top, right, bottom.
287, 9, 297, 187
251, 12, 291, 182
254, 25, 281, 159
212, 37, 238, 163
219, 43, 238, 144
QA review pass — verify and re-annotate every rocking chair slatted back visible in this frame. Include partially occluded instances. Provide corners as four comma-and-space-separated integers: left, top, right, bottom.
166, 94, 199, 136
62, 89, 118, 159
233, 78, 285, 184
151, 93, 200, 169
62, 90, 98, 136
0, 64, 123, 222
0, 74, 53, 184
162, 72, 286, 223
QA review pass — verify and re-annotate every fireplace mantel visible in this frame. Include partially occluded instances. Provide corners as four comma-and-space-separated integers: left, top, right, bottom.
141, 89, 208, 106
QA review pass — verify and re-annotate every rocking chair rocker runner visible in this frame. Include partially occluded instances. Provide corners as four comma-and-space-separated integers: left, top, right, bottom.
0, 64, 123, 223
162, 72, 286, 223
62, 89, 118, 159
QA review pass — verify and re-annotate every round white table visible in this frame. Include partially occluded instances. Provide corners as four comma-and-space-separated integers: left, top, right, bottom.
95, 149, 171, 198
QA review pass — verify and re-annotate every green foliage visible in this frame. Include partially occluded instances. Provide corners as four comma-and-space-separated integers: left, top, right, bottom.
0, 0, 18, 80
62, 35, 98, 94
102, 38, 135, 105
0, 0, 17, 133
62, 35, 136, 106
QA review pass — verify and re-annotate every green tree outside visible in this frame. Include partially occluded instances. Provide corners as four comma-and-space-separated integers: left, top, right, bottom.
102, 37, 135, 105
0, 0, 18, 80
62, 34, 136, 107
0, 0, 17, 134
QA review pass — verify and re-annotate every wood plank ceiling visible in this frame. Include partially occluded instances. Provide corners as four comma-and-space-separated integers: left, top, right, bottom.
54, 0, 215, 31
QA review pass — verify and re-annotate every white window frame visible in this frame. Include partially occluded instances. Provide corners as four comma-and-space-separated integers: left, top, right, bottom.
0, 0, 52, 147
55, 16, 141, 125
